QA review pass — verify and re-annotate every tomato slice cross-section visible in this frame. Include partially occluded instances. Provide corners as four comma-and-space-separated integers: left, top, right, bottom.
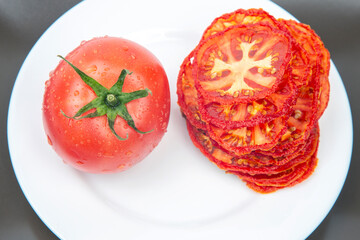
280, 19, 330, 120
259, 85, 318, 157
177, 51, 207, 130
198, 72, 297, 128
207, 116, 287, 155
193, 23, 292, 103
243, 152, 318, 193
186, 119, 319, 176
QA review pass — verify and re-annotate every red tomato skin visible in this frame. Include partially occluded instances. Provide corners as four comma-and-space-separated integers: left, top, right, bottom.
43, 37, 170, 173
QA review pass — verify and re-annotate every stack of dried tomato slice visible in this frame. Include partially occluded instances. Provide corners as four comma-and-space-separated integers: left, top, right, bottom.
177, 8, 330, 193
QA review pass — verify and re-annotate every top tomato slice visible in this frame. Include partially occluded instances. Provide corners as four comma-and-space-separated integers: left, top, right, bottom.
193, 23, 292, 104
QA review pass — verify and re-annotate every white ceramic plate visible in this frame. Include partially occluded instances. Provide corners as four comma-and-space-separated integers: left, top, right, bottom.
8, 0, 353, 239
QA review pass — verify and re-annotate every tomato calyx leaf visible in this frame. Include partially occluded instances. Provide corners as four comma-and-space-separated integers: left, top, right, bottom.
58, 55, 153, 141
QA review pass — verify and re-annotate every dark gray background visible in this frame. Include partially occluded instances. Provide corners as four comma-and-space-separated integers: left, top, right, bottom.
1, 0, 359, 239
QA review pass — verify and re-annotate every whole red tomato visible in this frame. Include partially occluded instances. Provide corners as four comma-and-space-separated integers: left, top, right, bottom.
43, 36, 170, 173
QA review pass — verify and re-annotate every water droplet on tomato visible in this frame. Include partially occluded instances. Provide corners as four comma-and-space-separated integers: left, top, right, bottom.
68, 119, 73, 127
76, 161, 84, 165
97, 152, 103, 158
93, 49, 98, 54
47, 135, 53, 146
45, 80, 50, 87
134, 112, 142, 120
161, 122, 167, 130
126, 151, 133, 156
123, 46, 129, 51
117, 164, 126, 170
131, 54, 136, 60
80, 40, 86, 45
86, 65, 97, 73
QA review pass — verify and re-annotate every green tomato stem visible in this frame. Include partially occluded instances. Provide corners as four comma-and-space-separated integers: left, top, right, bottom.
59, 55, 153, 141
106, 94, 120, 107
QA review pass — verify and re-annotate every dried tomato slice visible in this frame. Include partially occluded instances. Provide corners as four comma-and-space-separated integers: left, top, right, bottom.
201, 8, 286, 40
317, 68, 330, 119
195, 40, 307, 130
280, 19, 330, 119
231, 160, 309, 187
288, 42, 311, 88
207, 116, 287, 155
255, 139, 306, 158
185, 120, 215, 158
193, 23, 292, 104
186, 119, 319, 176
270, 84, 319, 154
258, 55, 320, 156
244, 153, 318, 193
288, 149, 318, 185
198, 71, 297, 129
240, 153, 316, 189
177, 51, 207, 130
316, 40, 330, 119
244, 182, 280, 193
217, 124, 319, 174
